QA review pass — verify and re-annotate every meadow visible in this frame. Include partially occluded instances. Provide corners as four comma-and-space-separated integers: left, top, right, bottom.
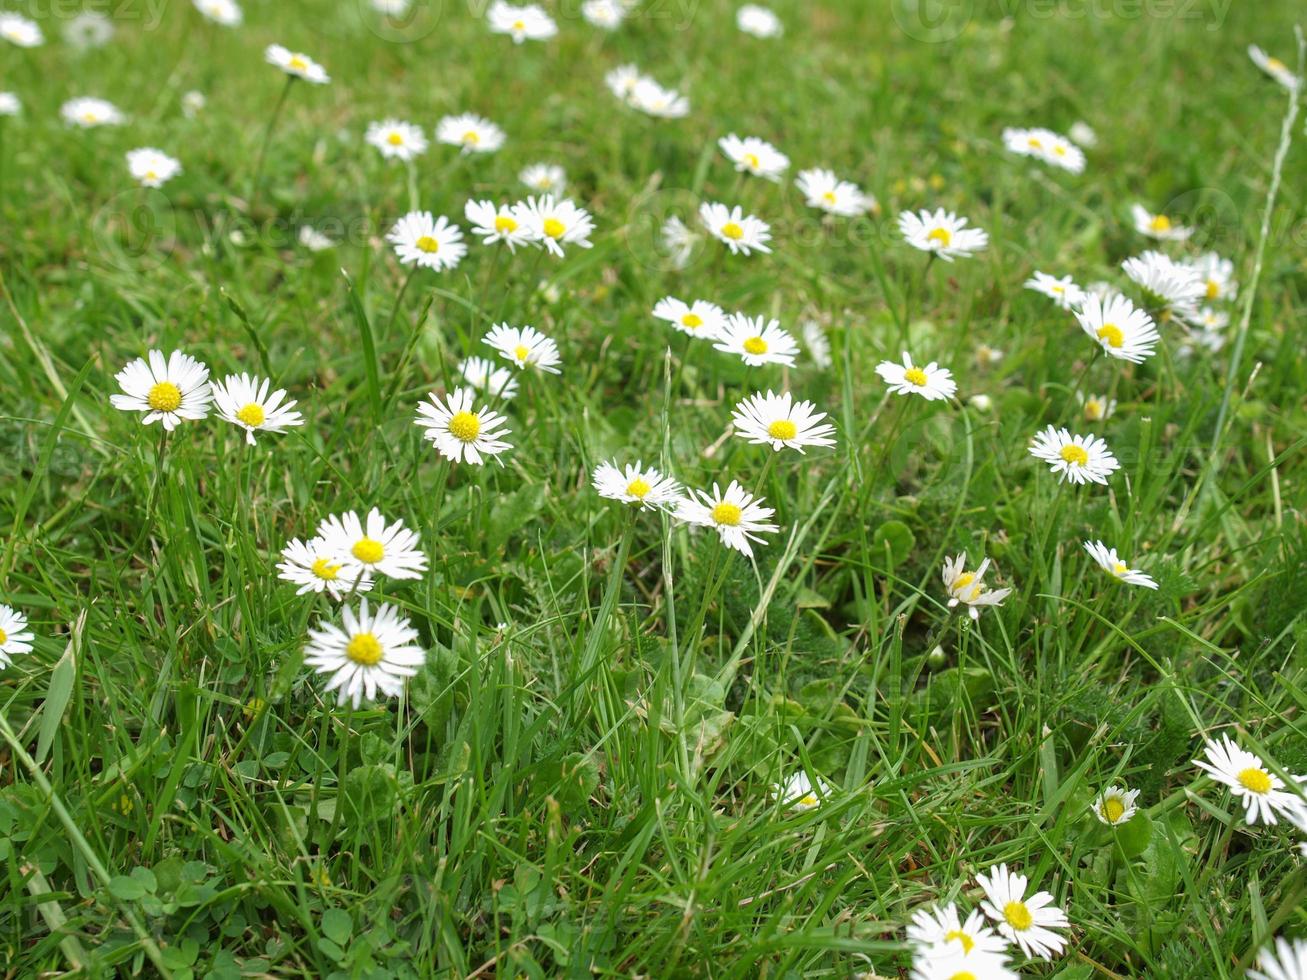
1, 0, 1306, 976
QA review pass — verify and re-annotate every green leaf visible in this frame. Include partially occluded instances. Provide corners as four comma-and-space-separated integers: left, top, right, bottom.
1115, 811, 1153, 860
35, 611, 84, 765
872, 520, 915, 566
341, 268, 382, 421
320, 908, 352, 945
108, 875, 146, 901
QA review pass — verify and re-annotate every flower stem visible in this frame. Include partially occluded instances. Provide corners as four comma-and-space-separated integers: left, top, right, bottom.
249, 76, 295, 208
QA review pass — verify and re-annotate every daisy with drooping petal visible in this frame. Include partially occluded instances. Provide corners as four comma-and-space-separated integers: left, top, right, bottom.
629, 78, 691, 118
365, 119, 427, 162
1248, 937, 1307, 980
718, 134, 789, 182
386, 211, 466, 271
61, 97, 124, 128
126, 148, 182, 188
277, 537, 373, 600
910, 948, 1017, 980
677, 481, 778, 557
1248, 45, 1300, 91
801, 319, 832, 369
484, 323, 561, 373
941, 553, 1012, 620
414, 386, 513, 465
714, 314, 798, 367
519, 163, 566, 194
976, 864, 1069, 961
1024, 271, 1084, 310
699, 202, 771, 255
0, 12, 42, 47
487, 1, 556, 44
1028, 426, 1120, 485
773, 771, 828, 811
907, 903, 1009, 959
299, 226, 334, 251
731, 390, 836, 453
1084, 540, 1158, 590
304, 600, 425, 708
0, 605, 35, 669
592, 461, 683, 510
582, 0, 625, 29
652, 297, 727, 340
464, 199, 534, 252
517, 195, 594, 257
1193, 735, 1307, 828
193, 0, 242, 27
795, 168, 874, 216
1122, 250, 1205, 319
875, 352, 957, 401
605, 63, 645, 102
661, 216, 699, 269
436, 113, 505, 154
1074, 292, 1160, 363
318, 509, 428, 580
737, 4, 782, 37
1131, 203, 1192, 242
265, 44, 330, 83
1091, 785, 1140, 826
899, 208, 988, 261
459, 356, 520, 401
211, 373, 304, 445
1077, 391, 1116, 422
110, 350, 212, 431
1186, 251, 1238, 303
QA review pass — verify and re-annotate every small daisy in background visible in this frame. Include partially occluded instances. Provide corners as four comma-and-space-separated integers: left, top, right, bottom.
661, 216, 700, 269
976, 864, 1069, 961
181, 90, 205, 118
61, 97, 124, 128
318, 509, 428, 581
299, 226, 334, 251
1077, 391, 1116, 422
910, 948, 1017, 980
1122, 250, 1205, 319
278, 537, 373, 600
677, 481, 778, 557
387, 211, 466, 271
699, 202, 772, 256
484, 323, 561, 373
975, 344, 1004, 368
1193, 736, 1307, 829
1186, 251, 1238, 303
487, 1, 557, 44
731, 390, 836, 453
518, 195, 595, 257
1084, 540, 1158, 590
737, 3, 782, 38
714, 314, 798, 367
629, 78, 690, 118
460, 356, 520, 401
0, 604, 35, 670
1131, 203, 1191, 242
1248, 937, 1307, 980
63, 11, 114, 51
436, 113, 505, 154
652, 296, 727, 340
110, 350, 212, 431
1091, 785, 1140, 826
304, 600, 425, 709
1024, 271, 1084, 310
519, 163, 566, 195
211, 373, 304, 445
194, 0, 243, 27
1068, 120, 1097, 147
1074, 292, 1160, 363
899, 208, 988, 261
941, 553, 1012, 620
1001, 127, 1084, 173
414, 386, 513, 465
126, 148, 182, 189
907, 903, 1009, 960
1029, 426, 1120, 485
365, 119, 427, 162
265, 44, 330, 84
605, 63, 644, 102
794, 168, 875, 217
718, 134, 789, 182
581, 0, 626, 30
592, 461, 683, 510
801, 319, 832, 369
0, 92, 19, 116
875, 352, 957, 401
1248, 44, 1300, 91
0, 12, 42, 47
372, 0, 411, 15
464, 199, 534, 252
773, 771, 828, 811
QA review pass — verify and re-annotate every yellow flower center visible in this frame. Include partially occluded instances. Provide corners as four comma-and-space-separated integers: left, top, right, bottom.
145, 170, 158, 182
82, 112, 98, 123
743, 336, 768, 355
626, 478, 651, 499
944, 930, 974, 954
1003, 900, 1033, 931
1101, 797, 1126, 823
448, 410, 481, 442
1027, 136, 1043, 150
821, 191, 837, 204
1097, 323, 1124, 348
903, 366, 928, 386
494, 214, 518, 233
1206, 279, 1220, 301
0, 628, 6, 646
288, 55, 308, 71
543, 217, 566, 239
799, 793, 818, 807
681, 313, 703, 329
1111, 561, 1128, 576
386, 131, 404, 146
513, 344, 530, 362
1085, 399, 1103, 419
345, 632, 383, 666
744, 152, 761, 170
512, 18, 525, 29
1267, 57, 1287, 71
415, 235, 440, 253
236, 402, 265, 427
1060, 444, 1089, 466
948, 973, 977, 980
462, 130, 480, 145
721, 221, 744, 240
351, 537, 385, 564
711, 502, 743, 526
927, 227, 951, 246
1238, 767, 1273, 794
311, 557, 341, 581
1053, 144, 1067, 156
146, 381, 182, 412
767, 419, 797, 440
1149, 214, 1172, 233
951, 572, 975, 591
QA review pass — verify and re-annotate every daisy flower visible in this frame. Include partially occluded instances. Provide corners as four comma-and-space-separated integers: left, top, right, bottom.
126, 148, 182, 189
1024, 271, 1084, 310
699, 202, 772, 255
194, 0, 242, 26
1069, 121, 1097, 147
1077, 391, 1116, 422
605, 64, 645, 102
975, 344, 1004, 368
277, 537, 373, 600
264, 44, 330, 84
519, 163, 566, 194
1122, 250, 1205, 318
61, 97, 124, 128
414, 386, 512, 465
372, 0, 410, 14
1192, 306, 1230, 332
731, 390, 836, 453
0, 605, 35, 669
910, 948, 1017, 980
484, 323, 561, 373
899, 208, 988, 261
677, 481, 778, 557
907, 903, 1009, 959
1193, 735, 1307, 828
1084, 540, 1158, 589
1248, 937, 1307, 980
875, 351, 957, 401
1074, 292, 1160, 363
582, 0, 625, 29
459, 356, 520, 401
592, 461, 683, 510
941, 553, 1012, 620
386, 211, 466, 271
801, 319, 832, 369
737, 4, 782, 37
517, 195, 594, 257
1041, 131, 1086, 173
773, 771, 829, 810
652, 297, 727, 340
365, 119, 427, 162
713, 314, 798, 367
436, 113, 505, 154
661, 216, 700, 269
1091, 785, 1141, 826
317, 509, 428, 580
1001, 126, 1083, 172
718, 134, 790, 182
299, 226, 334, 251
1029, 426, 1119, 485
110, 349, 212, 431
0, 93, 18, 116
976, 864, 1069, 961
629, 78, 690, 118
211, 373, 304, 445
464, 199, 534, 252
0, 12, 42, 47
181, 90, 205, 118
64, 12, 114, 50
1186, 251, 1238, 303
304, 600, 425, 709
794, 168, 874, 216
1131, 203, 1191, 242
1248, 45, 1300, 91
487, 1, 557, 44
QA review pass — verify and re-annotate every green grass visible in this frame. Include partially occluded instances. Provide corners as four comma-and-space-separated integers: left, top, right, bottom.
2, 0, 1307, 976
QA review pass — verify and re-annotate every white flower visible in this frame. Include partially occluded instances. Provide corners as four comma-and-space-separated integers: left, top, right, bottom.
1248, 45, 1300, 91
1001, 127, 1084, 173
181, 90, 205, 118
517, 195, 594, 257
63, 11, 114, 51
1084, 540, 1158, 590
1074, 292, 1160, 363
372, 0, 411, 14
731, 390, 835, 453
125, 148, 182, 189
459, 356, 520, 401
629, 78, 690, 118
436, 113, 505, 154
1192, 306, 1230, 331
652, 297, 727, 340
1024, 271, 1084, 310
1068, 121, 1097, 147
488, 1, 557, 43
699, 202, 771, 255
718, 134, 789, 182
1091, 785, 1141, 826
677, 481, 778, 557
801, 319, 832, 369
0, 92, 19, 116
1249, 937, 1307, 980
386, 211, 466, 271
299, 226, 334, 251
1186, 251, 1238, 303
519, 162, 566, 194
582, 0, 625, 29
365, 119, 427, 162
910, 948, 1017, 980
1077, 391, 1116, 422
592, 461, 683, 510
794, 168, 873, 216
194, 0, 242, 27
899, 208, 988, 261
0, 13, 42, 47
464, 199, 535, 252
969, 394, 993, 412
304, 600, 425, 708
907, 903, 1009, 959
941, 553, 1012, 620
278, 537, 373, 600
110, 350, 212, 431
605, 64, 645, 102
317, 509, 428, 580
773, 771, 828, 810
661, 216, 699, 269
737, 4, 782, 37
976, 864, 1069, 961
875, 351, 957, 401
1028, 426, 1120, 485
1131, 203, 1191, 241
61, 97, 124, 128
713, 314, 798, 367
484, 323, 561, 373
1193, 735, 1307, 829
0, 604, 35, 669
211, 373, 304, 445
414, 386, 513, 465
1122, 250, 1205, 318
264, 44, 329, 84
